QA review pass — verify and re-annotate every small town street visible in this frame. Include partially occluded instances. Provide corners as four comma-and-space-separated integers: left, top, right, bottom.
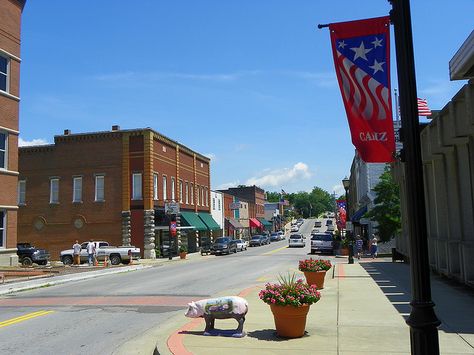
0, 221, 321, 354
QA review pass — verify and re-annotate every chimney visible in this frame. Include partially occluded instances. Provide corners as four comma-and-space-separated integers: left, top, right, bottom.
64, 129, 71, 135
112, 125, 120, 131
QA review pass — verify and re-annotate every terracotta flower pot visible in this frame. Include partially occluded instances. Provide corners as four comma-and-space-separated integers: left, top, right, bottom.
340, 247, 349, 256
270, 304, 310, 338
179, 252, 187, 259
303, 270, 327, 290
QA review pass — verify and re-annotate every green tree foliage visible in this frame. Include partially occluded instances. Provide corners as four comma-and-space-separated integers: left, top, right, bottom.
365, 167, 401, 242
265, 191, 281, 202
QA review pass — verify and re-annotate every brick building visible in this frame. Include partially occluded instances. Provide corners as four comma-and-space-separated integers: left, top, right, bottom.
220, 185, 269, 233
0, 0, 26, 266
18, 127, 217, 259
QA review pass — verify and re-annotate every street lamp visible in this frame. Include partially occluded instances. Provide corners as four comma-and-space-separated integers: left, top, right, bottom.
342, 177, 354, 264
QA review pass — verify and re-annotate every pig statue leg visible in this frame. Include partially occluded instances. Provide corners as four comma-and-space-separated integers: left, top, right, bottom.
235, 315, 245, 334
203, 314, 215, 334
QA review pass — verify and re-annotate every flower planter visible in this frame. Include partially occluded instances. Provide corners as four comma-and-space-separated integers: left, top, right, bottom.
340, 247, 349, 256
179, 252, 187, 259
270, 304, 310, 338
303, 270, 327, 290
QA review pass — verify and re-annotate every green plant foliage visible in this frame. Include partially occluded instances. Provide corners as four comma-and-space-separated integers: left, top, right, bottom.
179, 244, 188, 253
365, 167, 401, 242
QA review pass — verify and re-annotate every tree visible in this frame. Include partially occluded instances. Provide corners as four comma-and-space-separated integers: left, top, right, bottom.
365, 167, 401, 242
265, 191, 281, 203
280, 187, 334, 218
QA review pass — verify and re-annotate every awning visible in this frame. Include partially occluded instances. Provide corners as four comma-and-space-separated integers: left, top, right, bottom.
198, 212, 221, 231
226, 217, 244, 229
351, 205, 368, 223
180, 211, 208, 231
258, 218, 273, 229
249, 218, 263, 228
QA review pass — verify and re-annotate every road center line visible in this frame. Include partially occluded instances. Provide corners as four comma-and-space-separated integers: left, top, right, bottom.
0, 310, 54, 328
262, 245, 288, 256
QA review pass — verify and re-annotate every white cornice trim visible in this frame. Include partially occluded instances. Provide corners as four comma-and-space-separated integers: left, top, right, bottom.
0, 205, 19, 210
0, 125, 19, 135
0, 169, 19, 176
0, 47, 21, 62
0, 90, 20, 102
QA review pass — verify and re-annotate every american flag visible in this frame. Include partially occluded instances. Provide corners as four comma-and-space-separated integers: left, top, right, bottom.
329, 17, 395, 163
417, 98, 432, 116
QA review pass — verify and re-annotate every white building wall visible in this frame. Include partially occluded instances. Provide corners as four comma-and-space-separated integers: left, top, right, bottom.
210, 191, 224, 230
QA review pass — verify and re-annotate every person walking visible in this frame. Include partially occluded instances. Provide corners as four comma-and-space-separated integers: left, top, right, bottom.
370, 234, 378, 259
72, 240, 82, 266
86, 240, 96, 266
355, 235, 363, 260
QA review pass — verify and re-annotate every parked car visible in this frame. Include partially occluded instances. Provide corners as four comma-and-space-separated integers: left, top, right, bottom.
261, 234, 270, 245
311, 233, 334, 255
288, 234, 305, 248
235, 239, 248, 251
17, 242, 50, 266
211, 237, 237, 255
249, 235, 265, 247
270, 233, 280, 242
60, 241, 141, 265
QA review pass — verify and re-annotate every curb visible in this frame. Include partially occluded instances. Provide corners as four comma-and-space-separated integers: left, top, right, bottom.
0, 263, 155, 296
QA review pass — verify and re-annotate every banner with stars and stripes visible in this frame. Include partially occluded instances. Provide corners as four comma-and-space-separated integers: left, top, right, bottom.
329, 16, 395, 163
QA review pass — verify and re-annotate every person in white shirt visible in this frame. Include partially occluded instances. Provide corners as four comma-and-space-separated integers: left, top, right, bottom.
72, 240, 82, 266
86, 240, 96, 266
370, 234, 378, 259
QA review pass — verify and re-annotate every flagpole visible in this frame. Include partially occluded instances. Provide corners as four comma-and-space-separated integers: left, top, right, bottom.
394, 88, 400, 122
389, 1, 440, 355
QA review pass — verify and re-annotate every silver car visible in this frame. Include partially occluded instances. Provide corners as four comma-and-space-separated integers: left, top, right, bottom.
311, 233, 334, 255
288, 234, 305, 248
235, 239, 248, 251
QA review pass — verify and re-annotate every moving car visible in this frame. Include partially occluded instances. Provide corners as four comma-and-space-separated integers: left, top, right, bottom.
326, 219, 333, 226
250, 235, 265, 247
288, 234, 305, 248
326, 225, 335, 232
311, 233, 334, 255
17, 242, 50, 266
291, 225, 299, 232
60, 241, 141, 265
211, 237, 237, 255
314, 220, 322, 228
235, 239, 248, 251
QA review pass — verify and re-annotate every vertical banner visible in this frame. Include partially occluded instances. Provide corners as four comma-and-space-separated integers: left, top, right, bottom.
329, 16, 395, 162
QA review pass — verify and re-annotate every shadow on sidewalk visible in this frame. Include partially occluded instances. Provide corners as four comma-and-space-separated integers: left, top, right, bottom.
247, 329, 308, 341
360, 261, 474, 335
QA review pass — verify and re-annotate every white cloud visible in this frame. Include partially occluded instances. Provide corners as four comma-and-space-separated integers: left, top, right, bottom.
204, 153, 216, 161
215, 181, 241, 190
18, 138, 50, 147
332, 184, 345, 196
245, 162, 312, 188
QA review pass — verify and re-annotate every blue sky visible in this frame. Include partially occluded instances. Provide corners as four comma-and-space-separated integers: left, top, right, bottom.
18, 1, 473, 195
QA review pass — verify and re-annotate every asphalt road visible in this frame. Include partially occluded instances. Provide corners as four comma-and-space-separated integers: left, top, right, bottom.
0, 218, 333, 355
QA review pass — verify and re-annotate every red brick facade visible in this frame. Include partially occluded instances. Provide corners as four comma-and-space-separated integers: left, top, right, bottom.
18, 127, 211, 259
0, 0, 26, 264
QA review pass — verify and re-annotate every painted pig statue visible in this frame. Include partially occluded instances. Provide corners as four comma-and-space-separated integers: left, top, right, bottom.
185, 296, 248, 336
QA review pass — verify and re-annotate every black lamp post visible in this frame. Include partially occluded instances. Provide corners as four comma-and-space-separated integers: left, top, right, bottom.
342, 177, 354, 264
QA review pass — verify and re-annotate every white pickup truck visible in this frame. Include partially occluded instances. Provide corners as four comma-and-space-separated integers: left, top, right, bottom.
60, 241, 141, 265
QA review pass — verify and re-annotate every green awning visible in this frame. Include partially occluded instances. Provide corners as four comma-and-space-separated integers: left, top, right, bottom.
198, 212, 221, 231
258, 218, 273, 229
180, 211, 208, 231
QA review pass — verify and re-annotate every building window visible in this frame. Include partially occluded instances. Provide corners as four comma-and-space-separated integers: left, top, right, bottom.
153, 173, 159, 200
0, 210, 5, 248
163, 175, 167, 200
0, 131, 7, 169
132, 173, 143, 200
190, 183, 194, 205
185, 182, 189, 204
18, 180, 26, 205
201, 186, 204, 206
50, 178, 59, 204
171, 177, 176, 201
212, 197, 216, 210
218, 199, 221, 211
0, 55, 8, 92
179, 180, 183, 203
197, 185, 200, 206
205, 188, 209, 207
73, 177, 82, 203
95, 175, 105, 201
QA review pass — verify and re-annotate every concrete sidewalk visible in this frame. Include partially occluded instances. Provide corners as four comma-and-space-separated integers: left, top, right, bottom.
153, 260, 474, 355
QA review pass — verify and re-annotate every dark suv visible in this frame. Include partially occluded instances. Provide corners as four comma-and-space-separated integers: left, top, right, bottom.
211, 237, 237, 255
17, 243, 50, 266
